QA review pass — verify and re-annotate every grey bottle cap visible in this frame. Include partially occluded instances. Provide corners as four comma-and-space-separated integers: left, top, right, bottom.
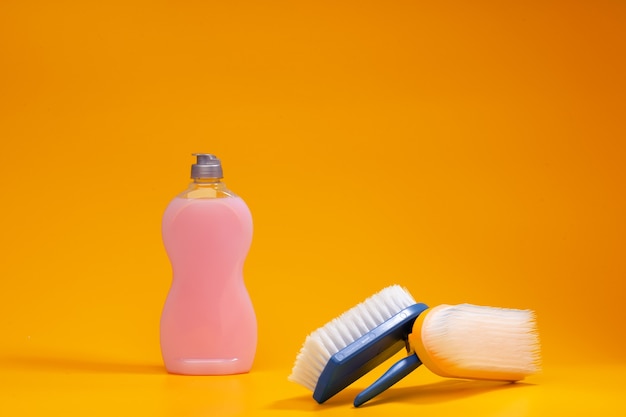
191, 153, 223, 179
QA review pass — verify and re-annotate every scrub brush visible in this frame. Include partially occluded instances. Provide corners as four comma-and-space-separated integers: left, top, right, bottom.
288, 285, 427, 403
288, 285, 541, 407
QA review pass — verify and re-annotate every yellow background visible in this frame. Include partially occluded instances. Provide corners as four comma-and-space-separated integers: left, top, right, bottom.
1, 0, 624, 415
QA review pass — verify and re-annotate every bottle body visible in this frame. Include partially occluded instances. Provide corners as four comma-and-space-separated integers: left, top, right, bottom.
160, 181, 256, 375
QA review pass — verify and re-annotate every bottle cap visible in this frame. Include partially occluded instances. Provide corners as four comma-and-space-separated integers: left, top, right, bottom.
191, 153, 223, 179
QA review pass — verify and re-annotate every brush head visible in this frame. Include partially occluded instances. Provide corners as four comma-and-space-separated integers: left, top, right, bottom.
411, 304, 541, 381
288, 285, 422, 402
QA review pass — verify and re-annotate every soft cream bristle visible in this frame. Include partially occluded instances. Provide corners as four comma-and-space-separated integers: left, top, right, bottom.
288, 285, 416, 391
418, 304, 541, 381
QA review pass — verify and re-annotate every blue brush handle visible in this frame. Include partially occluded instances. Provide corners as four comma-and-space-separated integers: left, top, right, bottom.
353, 353, 422, 407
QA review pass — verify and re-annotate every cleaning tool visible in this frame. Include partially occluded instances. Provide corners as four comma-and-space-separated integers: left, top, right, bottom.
288, 285, 540, 407
288, 285, 427, 403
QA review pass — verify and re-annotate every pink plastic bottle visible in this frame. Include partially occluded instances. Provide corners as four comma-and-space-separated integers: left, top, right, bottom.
160, 153, 257, 375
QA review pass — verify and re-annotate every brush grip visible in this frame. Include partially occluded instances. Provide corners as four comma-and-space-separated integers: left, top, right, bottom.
353, 354, 422, 407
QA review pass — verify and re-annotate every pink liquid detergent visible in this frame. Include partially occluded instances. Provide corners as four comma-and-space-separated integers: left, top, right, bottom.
160, 154, 256, 375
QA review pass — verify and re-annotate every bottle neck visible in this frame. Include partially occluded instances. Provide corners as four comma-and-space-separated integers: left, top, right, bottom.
193, 177, 222, 184
180, 177, 236, 199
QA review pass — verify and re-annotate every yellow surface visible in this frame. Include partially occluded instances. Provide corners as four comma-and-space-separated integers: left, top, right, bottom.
1, 0, 625, 415
1, 355, 625, 416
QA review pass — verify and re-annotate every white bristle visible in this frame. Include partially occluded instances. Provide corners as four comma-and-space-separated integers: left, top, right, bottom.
422, 304, 541, 378
288, 285, 416, 391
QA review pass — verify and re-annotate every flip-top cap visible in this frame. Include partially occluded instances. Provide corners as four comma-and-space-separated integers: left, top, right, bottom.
191, 153, 223, 179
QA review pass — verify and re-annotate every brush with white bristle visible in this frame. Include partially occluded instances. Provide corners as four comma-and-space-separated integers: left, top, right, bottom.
288, 285, 541, 407
288, 285, 417, 393
411, 304, 541, 381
